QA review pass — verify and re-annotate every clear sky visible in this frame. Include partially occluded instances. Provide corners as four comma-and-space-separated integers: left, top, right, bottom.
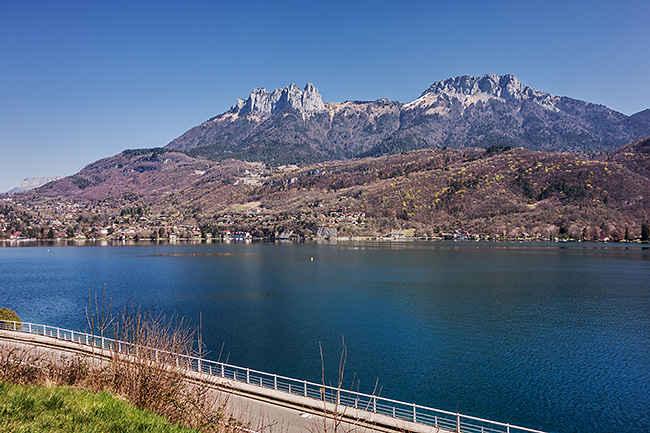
1, 0, 648, 192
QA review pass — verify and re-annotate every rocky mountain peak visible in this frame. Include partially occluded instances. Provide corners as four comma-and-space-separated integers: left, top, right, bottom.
166, 74, 650, 159
230, 83, 325, 116
419, 73, 558, 109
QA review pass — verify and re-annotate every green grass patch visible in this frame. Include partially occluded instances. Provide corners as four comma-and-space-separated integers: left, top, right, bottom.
0, 382, 200, 432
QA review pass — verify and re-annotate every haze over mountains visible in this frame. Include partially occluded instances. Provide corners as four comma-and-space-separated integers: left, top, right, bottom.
166, 74, 650, 164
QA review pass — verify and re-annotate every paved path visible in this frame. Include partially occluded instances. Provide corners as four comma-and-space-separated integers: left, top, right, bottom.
1, 329, 449, 433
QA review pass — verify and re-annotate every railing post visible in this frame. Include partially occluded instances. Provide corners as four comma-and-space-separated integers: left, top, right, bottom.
274, 374, 277, 390
413, 404, 416, 422
13, 321, 16, 331
373, 397, 376, 413
456, 412, 461, 433
28, 323, 32, 333
304, 381, 307, 397
246, 368, 250, 383
507, 423, 510, 433
57, 327, 60, 339
221, 363, 225, 377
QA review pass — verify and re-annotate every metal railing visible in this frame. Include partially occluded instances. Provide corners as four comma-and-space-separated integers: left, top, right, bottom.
0, 320, 546, 433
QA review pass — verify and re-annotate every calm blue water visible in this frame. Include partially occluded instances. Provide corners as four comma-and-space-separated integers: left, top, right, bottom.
1, 241, 649, 433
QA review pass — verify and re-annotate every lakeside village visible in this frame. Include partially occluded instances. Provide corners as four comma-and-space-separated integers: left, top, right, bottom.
1, 197, 649, 244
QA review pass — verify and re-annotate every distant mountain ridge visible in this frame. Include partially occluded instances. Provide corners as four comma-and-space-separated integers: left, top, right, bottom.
7, 176, 65, 194
165, 74, 650, 164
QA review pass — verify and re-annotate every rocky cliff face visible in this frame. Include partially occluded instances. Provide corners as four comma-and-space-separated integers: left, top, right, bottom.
229, 83, 325, 117
166, 83, 402, 163
165, 75, 650, 164
410, 73, 560, 111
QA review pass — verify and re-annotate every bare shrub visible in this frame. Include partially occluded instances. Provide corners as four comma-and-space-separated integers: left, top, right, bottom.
0, 295, 254, 433
94, 302, 245, 432
47, 354, 90, 387
314, 337, 382, 433
0, 347, 45, 385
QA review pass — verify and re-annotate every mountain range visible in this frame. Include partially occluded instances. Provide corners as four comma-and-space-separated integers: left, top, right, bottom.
6, 74, 650, 239
166, 74, 650, 164
7, 176, 65, 194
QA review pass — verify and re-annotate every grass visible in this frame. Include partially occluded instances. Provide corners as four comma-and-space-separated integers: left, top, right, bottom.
0, 301, 247, 433
0, 382, 199, 432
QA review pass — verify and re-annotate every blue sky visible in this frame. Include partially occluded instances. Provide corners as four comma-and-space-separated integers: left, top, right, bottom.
1, 0, 648, 192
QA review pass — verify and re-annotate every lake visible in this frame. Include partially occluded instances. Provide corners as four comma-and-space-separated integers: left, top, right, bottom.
1, 241, 649, 433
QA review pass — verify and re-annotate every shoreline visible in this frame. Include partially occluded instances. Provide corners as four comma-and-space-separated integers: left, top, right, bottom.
1, 237, 648, 248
